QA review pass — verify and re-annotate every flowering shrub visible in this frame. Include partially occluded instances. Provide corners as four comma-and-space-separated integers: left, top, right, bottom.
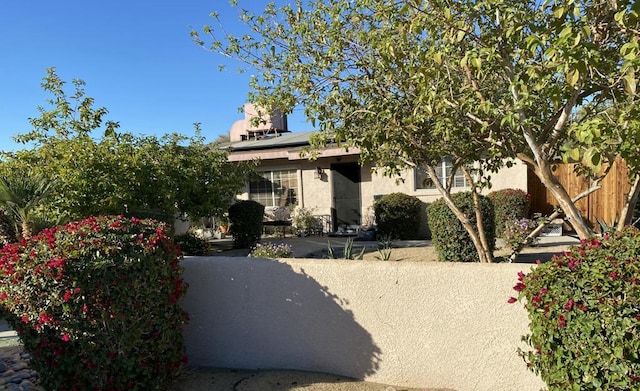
249, 242, 293, 258
0, 215, 188, 390
510, 227, 640, 390
487, 189, 531, 237
503, 217, 538, 250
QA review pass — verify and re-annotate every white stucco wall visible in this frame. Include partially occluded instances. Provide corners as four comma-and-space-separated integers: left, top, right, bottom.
181, 257, 544, 391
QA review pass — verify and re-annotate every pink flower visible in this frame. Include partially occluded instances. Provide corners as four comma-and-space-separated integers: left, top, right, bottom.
61, 333, 70, 342
513, 282, 526, 292
507, 297, 517, 304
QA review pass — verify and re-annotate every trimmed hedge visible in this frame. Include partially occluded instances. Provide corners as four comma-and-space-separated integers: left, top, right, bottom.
427, 191, 495, 262
228, 200, 265, 248
487, 188, 530, 237
373, 193, 423, 240
512, 227, 640, 390
0, 215, 188, 390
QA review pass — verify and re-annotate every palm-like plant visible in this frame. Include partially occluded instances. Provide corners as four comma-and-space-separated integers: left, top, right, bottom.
0, 171, 55, 240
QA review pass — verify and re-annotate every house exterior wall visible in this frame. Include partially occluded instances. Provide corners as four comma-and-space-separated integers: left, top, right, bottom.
237, 157, 528, 238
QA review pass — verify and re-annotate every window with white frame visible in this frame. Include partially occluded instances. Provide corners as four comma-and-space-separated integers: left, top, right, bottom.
415, 157, 470, 189
249, 170, 298, 207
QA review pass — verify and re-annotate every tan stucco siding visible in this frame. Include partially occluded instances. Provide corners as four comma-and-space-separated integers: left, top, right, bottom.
235, 157, 528, 237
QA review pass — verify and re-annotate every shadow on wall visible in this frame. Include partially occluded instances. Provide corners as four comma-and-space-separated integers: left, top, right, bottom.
181, 257, 381, 381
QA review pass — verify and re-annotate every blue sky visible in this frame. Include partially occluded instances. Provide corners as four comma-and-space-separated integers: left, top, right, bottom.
0, 0, 311, 152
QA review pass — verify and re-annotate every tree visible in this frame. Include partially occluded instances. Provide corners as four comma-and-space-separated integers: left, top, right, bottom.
0, 170, 55, 240
194, 0, 639, 261
0, 68, 255, 224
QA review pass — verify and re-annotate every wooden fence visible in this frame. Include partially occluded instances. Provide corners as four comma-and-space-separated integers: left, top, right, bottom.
528, 158, 631, 231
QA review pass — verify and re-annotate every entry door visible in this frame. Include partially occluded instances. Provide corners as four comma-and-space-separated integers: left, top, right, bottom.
331, 163, 362, 230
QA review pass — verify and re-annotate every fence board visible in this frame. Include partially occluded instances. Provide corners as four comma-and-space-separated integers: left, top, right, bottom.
528, 158, 631, 232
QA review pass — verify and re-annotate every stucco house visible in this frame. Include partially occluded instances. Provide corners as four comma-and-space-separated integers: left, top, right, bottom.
223, 105, 529, 238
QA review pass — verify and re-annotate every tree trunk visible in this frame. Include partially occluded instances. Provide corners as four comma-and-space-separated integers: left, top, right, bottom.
425, 165, 494, 263
618, 174, 640, 231
21, 220, 33, 240
533, 161, 593, 239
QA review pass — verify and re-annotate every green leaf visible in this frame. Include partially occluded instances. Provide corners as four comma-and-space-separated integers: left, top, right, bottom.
470, 57, 482, 70
433, 52, 443, 65
566, 69, 579, 87
623, 69, 636, 95
553, 6, 565, 18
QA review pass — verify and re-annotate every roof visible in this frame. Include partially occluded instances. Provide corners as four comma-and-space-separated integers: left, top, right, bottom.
225, 131, 314, 152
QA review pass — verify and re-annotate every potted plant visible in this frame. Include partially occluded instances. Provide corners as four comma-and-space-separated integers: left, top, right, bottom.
215, 214, 230, 237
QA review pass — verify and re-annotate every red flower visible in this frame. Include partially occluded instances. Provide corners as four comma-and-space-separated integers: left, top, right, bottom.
513, 282, 526, 292
564, 299, 574, 311
0, 293, 7, 301
558, 314, 567, 328
39, 313, 53, 324
63, 290, 73, 302
61, 333, 70, 342
47, 258, 65, 269
507, 297, 517, 304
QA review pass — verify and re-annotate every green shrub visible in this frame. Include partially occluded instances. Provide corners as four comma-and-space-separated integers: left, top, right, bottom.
511, 227, 640, 390
373, 193, 423, 240
487, 189, 530, 237
249, 242, 293, 258
0, 215, 188, 391
427, 191, 495, 262
228, 200, 265, 248
174, 232, 210, 255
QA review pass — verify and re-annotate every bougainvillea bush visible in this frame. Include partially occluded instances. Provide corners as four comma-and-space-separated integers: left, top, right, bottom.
511, 227, 640, 390
0, 215, 188, 391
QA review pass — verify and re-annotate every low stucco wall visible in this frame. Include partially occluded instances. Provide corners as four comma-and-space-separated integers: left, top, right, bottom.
181, 257, 545, 391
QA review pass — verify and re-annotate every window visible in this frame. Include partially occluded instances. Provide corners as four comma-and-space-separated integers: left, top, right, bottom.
415, 157, 470, 189
249, 170, 298, 207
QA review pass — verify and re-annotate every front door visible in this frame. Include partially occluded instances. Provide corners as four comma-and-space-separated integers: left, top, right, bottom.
331, 163, 361, 231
